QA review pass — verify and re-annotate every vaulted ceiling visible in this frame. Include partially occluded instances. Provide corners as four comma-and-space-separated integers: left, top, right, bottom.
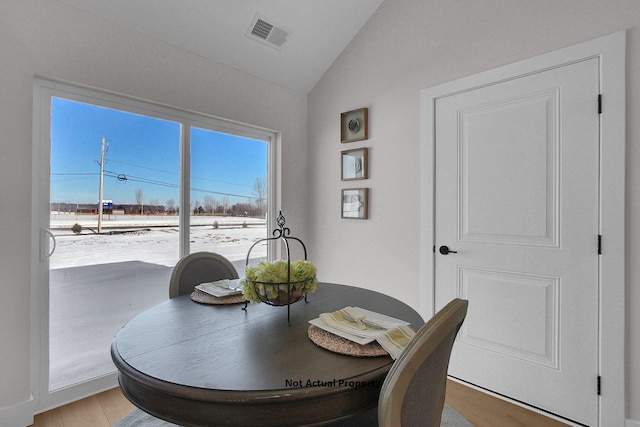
61, 0, 384, 93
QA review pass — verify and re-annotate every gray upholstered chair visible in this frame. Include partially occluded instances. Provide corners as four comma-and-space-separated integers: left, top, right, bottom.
377, 298, 469, 427
168, 251, 239, 298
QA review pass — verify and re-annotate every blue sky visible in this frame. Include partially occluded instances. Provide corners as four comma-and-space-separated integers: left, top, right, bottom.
51, 97, 267, 209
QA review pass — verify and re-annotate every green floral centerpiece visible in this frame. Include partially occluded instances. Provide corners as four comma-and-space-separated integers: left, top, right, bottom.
241, 211, 317, 325
241, 259, 318, 306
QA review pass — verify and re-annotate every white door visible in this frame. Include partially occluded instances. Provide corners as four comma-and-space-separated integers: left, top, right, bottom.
434, 58, 600, 425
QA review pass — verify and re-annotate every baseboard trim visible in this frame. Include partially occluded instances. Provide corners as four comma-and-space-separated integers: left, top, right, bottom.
35, 372, 119, 414
448, 377, 585, 426
0, 394, 35, 427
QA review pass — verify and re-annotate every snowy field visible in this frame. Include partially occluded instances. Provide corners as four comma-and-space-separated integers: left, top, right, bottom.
47, 214, 268, 390
49, 214, 268, 269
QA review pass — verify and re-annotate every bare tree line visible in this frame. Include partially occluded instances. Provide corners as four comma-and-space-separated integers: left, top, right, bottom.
52, 177, 268, 218
192, 177, 267, 217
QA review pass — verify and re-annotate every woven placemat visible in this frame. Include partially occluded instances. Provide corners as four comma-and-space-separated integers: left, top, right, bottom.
190, 289, 247, 305
307, 324, 388, 357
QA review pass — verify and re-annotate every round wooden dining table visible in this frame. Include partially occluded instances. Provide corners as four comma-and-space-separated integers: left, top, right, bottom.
111, 282, 424, 427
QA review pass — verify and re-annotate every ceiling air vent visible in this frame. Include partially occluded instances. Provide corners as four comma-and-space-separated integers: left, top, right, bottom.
247, 14, 289, 50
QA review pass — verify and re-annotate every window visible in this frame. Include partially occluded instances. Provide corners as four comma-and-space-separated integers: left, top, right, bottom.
33, 78, 277, 409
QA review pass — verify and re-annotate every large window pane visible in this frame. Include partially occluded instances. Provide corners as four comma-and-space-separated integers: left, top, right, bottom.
190, 127, 268, 268
36, 79, 277, 407
49, 97, 180, 390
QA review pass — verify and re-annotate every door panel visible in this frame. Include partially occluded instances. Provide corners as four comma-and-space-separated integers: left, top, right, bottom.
435, 58, 599, 425
459, 267, 559, 369
460, 89, 558, 246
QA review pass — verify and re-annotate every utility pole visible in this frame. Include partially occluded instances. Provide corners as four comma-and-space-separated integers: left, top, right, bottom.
97, 137, 106, 234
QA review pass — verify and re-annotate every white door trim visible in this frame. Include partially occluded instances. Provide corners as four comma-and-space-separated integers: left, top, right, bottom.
420, 31, 625, 426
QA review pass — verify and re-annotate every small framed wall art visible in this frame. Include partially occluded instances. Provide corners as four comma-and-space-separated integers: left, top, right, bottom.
340, 108, 368, 143
341, 147, 368, 181
341, 188, 369, 219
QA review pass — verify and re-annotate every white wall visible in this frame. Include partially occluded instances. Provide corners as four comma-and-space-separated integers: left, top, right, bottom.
3, 0, 640, 424
307, 0, 640, 423
0, 0, 307, 423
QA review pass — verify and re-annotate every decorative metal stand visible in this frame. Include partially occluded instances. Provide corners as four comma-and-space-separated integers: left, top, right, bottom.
242, 211, 315, 326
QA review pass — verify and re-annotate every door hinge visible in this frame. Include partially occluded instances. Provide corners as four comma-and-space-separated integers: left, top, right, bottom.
598, 235, 602, 255
598, 94, 602, 114
597, 375, 602, 395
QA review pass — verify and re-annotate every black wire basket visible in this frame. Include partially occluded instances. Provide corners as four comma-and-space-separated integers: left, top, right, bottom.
242, 275, 317, 306
241, 211, 317, 325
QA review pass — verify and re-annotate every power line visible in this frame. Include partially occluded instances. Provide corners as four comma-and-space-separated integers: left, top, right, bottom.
191, 186, 256, 200
108, 157, 255, 188
107, 158, 178, 176
103, 170, 179, 189
51, 173, 98, 176
53, 168, 259, 201
103, 170, 256, 200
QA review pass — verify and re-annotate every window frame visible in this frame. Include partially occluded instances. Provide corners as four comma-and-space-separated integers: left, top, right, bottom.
31, 77, 279, 410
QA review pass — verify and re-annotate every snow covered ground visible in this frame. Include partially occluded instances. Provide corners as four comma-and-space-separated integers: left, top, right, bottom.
49, 214, 268, 269
47, 214, 268, 390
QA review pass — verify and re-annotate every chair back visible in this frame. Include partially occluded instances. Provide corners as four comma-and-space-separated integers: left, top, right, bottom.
378, 298, 468, 427
169, 251, 239, 298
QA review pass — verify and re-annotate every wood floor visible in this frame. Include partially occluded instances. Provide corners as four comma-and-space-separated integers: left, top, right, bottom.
31, 380, 568, 427
30, 388, 135, 427
445, 380, 568, 427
